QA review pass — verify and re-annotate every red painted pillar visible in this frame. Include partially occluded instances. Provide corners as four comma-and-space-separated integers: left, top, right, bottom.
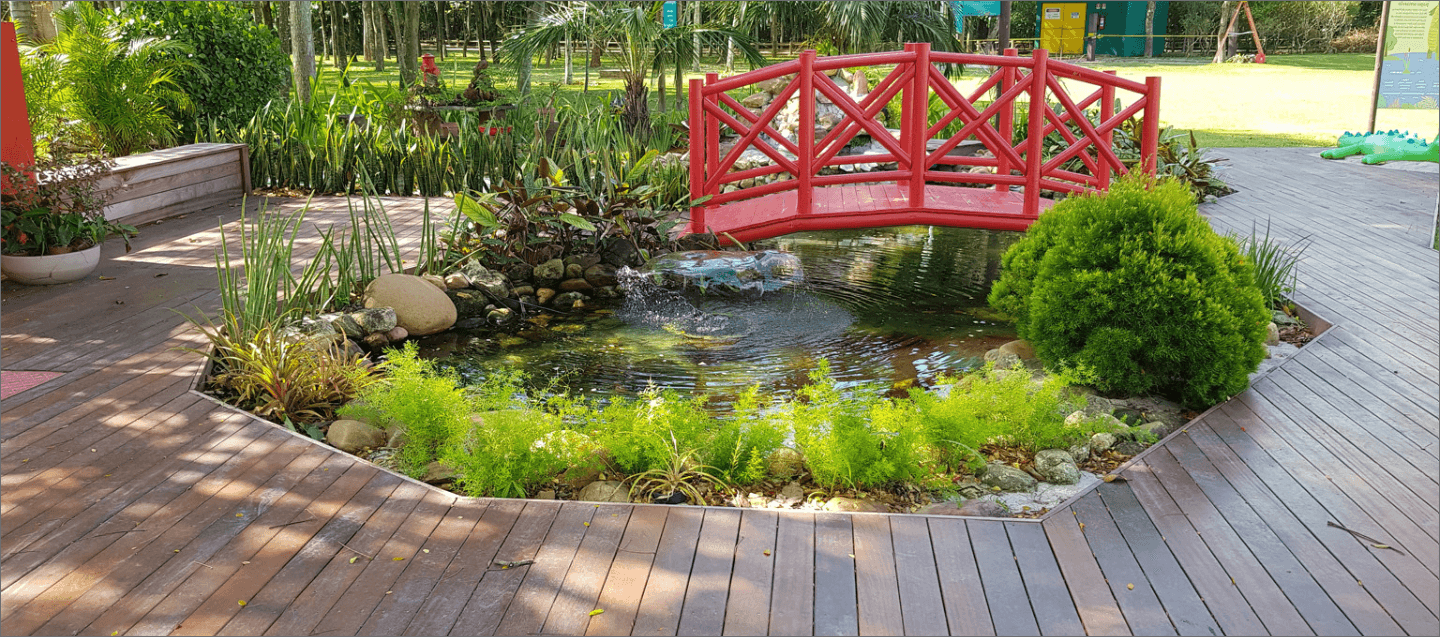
897, 44, 915, 189
1141, 76, 1161, 176
996, 48, 1018, 193
2, 21, 36, 191
1099, 70, 1116, 190
1024, 49, 1048, 217
908, 42, 930, 209
797, 50, 815, 216
688, 78, 705, 236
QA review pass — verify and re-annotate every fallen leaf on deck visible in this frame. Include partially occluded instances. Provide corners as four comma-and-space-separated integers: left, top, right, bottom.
589, 609, 605, 616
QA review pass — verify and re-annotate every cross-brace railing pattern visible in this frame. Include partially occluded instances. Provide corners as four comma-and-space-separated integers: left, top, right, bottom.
687, 43, 1161, 236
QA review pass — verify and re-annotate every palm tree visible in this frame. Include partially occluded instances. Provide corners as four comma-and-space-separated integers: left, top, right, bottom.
292, 0, 315, 102
817, 1, 959, 55
506, 1, 763, 130
47, 2, 200, 156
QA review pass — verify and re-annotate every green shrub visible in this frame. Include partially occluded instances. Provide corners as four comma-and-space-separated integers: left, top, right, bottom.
785, 362, 925, 489
988, 177, 1268, 408
339, 343, 472, 474
441, 407, 565, 499
117, 1, 289, 127
586, 388, 714, 475
705, 386, 788, 486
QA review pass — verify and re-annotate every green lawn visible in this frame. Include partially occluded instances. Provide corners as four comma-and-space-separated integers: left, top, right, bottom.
311, 51, 1437, 149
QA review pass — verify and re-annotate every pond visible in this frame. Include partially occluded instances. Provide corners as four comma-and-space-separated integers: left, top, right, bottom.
424, 226, 1022, 409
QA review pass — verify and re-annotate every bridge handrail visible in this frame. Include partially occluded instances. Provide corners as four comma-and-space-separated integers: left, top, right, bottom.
687, 43, 1160, 236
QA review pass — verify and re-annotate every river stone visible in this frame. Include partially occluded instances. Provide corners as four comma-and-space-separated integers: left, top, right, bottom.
741, 92, 769, 108
918, 500, 1009, 517
577, 480, 631, 503
536, 288, 557, 305
1114, 440, 1146, 456
1272, 309, 1301, 326
423, 461, 458, 484
767, 447, 804, 478
507, 263, 534, 284
421, 274, 447, 292
1265, 321, 1281, 346
385, 326, 408, 342
362, 333, 389, 349
298, 316, 341, 342
352, 307, 398, 333
446, 289, 488, 318
981, 463, 1036, 492
584, 264, 618, 288
559, 278, 593, 292
555, 291, 588, 307
641, 250, 804, 296
1067, 442, 1091, 463
996, 339, 1037, 360
600, 237, 643, 267
329, 313, 365, 339
465, 266, 510, 297
1090, 432, 1118, 453
566, 253, 603, 269
564, 263, 585, 279
326, 420, 386, 453
534, 258, 565, 282
1033, 449, 1081, 485
822, 496, 886, 513
983, 350, 1022, 369
512, 285, 535, 296
444, 272, 470, 289
364, 274, 457, 336
1065, 410, 1125, 431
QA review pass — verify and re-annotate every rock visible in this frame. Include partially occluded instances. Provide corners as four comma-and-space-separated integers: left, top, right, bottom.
1067, 443, 1090, 463
423, 461, 458, 484
326, 420, 386, 453
352, 307, 398, 334
566, 253, 603, 269
363, 274, 458, 336
535, 490, 557, 500
298, 316, 341, 342
918, 500, 1009, 517
340, 338, 365, 359
466, 266, 510, 297
822, 496, 886, 513
1130, 421, 1169, 440
1112, 407, 1146, 426
564, 263, 585, 280
1114, 440, 1146, 456
779, 481, 804, 503
536, 288, 557, 305
534, 258, 565, 282
421, 274, 447, 292
512, 285, 535, 297
386, 326, 409, 342
446, 289, 489, 318
584, 264, 618, 288
640, 250, 804, 296
559, 278, 593, 292
981, 463, 1036, 492
1265, 322, 1281, 346
593, 286, 621, 299
996, 339, 1037, 360
767, 448, 804, 478
387, 428, 408, 448
1033, 449, 1081, 485
487, 307, 515, 324
506, 263, 534, 285
444, 272, 470, 289
577, 480, 631, 503
1272, 310, 1301, 326
362, 333, 389, 349
1090, 432, 1118, 454
1065, 410, 1125, 430
555, 291, 588, 307
330, 313, 366, 339
983, 350, 1022, 369
600, 237, 643, 268
741, 92, 769, 108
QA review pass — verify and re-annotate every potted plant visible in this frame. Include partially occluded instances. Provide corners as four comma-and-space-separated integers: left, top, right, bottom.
1, 160, 135, 285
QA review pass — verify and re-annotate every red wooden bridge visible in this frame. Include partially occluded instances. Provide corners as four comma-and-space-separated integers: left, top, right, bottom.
686, 43, 1161, 242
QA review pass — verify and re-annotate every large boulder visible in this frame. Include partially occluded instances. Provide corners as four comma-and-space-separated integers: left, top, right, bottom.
640, 250, 804, 296
326, 420, 387, 453
364, 274, 457, 336
981, 463, 1036, 492
1033, 449, 1081, 485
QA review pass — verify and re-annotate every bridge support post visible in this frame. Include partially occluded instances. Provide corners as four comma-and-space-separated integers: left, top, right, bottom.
1099, 70, 1116, 190
797, 50, 815, 216
996, 48, 1018, 194
1024, 48, 1049, 218
705, 73, 721, 228
907, 42, 930, 209
1141, 76, 1161, 176
688, 77, 705, 236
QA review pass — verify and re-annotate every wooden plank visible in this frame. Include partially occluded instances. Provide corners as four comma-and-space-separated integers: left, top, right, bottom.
1097, 482, 1222, 636
1005, 522, 1085, 636
676, 508, 742, 637
926, 517, 994, 636
103, 173, 243, 222
887, 516, 948, 636
722, 509, 779, 636
354, 499, 489, 636
1041, 512, 1131, 636
448, 500, 564, 637
105, 161, 241, 207
97, 147, 241, 194
586, 506, 669, 636
493, 502, 599, 637
1068, 492, 1174, 636
1123, 459, 1283, 636
812, 512, 859, 637
767, 511, 816, 637
401, 498, 526, 636
305, 489, 457, 637
541, 504, 633, 636
967, 519, 1039, 636
630, 506, 703, 637
1160, 432, 1361, 636
851, 514, 904, 636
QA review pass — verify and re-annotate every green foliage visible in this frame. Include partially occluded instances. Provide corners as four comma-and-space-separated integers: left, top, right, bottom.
45, 2, 200, 156
587, 388, 714, 476
442, 407, 567, 499
988, 177, 1269, 408
1, 160, 135, 256
784, 361, 925, 489
1228, 221, 1309, 310
116, 1, 289, 129
340, 343, 473, 475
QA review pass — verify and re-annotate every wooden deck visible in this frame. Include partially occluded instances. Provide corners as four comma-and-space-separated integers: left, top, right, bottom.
2, 148, 1436, 636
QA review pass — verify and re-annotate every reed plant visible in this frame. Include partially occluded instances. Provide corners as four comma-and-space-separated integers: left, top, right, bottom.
1230, 221, 1309, 311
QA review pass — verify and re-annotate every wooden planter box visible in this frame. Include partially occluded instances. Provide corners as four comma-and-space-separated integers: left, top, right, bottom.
98, 143, 250, 226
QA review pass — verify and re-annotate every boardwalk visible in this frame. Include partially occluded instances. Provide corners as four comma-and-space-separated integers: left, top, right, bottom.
2, 148, 1436, 635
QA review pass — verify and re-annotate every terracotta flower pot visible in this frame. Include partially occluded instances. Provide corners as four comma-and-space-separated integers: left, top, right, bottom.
2, 243, 102, 285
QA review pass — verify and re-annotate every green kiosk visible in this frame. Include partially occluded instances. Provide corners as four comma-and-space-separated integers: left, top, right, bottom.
1038, 2, 1170, 57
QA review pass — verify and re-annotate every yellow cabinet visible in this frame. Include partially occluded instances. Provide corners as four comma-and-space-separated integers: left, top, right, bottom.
1039, 3, 1086, 55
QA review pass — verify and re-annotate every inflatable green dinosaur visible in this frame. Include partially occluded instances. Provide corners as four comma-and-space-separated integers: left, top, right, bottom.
1322, 130, 1439, 164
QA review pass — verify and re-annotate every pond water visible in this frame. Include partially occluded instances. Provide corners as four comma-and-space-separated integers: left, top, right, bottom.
428, 226, 1021, 409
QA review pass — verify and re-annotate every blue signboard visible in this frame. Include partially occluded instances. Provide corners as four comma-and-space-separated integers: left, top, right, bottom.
663, 1, 677, 29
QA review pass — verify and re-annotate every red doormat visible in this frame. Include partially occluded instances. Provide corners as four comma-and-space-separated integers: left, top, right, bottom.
1, 370, 62, 400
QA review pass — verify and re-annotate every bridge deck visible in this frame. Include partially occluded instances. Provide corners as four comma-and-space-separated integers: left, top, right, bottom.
697, 183, 1051, 243
2, 149, 1437, 635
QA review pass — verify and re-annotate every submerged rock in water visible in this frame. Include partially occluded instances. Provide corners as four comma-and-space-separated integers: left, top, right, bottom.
639, 250, 803, 296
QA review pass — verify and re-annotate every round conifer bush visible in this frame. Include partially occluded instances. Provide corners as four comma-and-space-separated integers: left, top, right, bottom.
988, 177, 1268, 408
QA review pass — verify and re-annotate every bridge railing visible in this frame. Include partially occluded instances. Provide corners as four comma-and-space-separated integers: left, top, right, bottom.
686, 43, 1160, 236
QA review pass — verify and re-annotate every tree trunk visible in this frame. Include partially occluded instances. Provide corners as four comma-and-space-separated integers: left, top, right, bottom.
292, 0, 315, 102
563, 30, 573, 84
590, 42, 603, 67
332, 2, 345, 69
658, 68, 666, 113
435, 1, 446, 60
770, 10, 778, 58
1144, 1, 1156, 57
1213, 1, 1231, 63
362, 0, 373, 61
692, 1, 701, 71
9, 1, 35, 43
998, 1, 1012, 50
28, 0, 56, 42
371, 1, 388, 71
317, 2, 328, 63
518, 1, 536, 95
275, 0, 292, 56
462, 0, 471, 56
259, 1, 273, 29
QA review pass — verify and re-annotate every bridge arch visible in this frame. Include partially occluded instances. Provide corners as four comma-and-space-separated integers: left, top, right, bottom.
685, 43, 1161, 243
